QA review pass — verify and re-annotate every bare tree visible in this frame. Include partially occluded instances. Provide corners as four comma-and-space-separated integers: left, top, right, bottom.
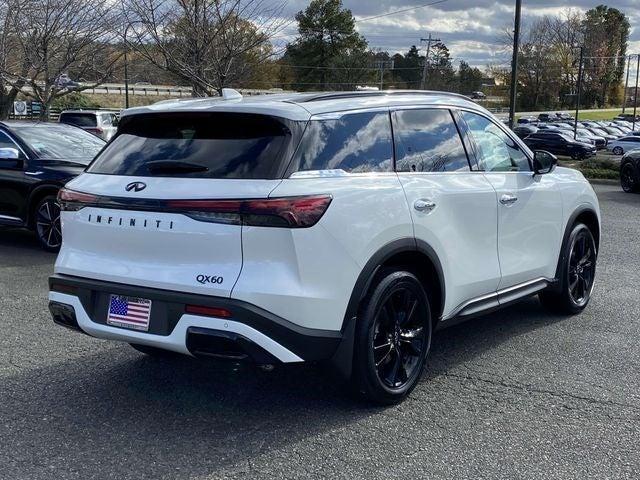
0, 0, 122, 119
121, 0, 288, 95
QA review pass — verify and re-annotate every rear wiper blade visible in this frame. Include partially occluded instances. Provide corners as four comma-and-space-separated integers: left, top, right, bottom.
147, 160, 209, 174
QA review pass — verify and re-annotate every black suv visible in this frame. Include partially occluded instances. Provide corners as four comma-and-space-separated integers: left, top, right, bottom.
523, 132, 596, 160
0, 121, 105, 251
621, 150, 640, 193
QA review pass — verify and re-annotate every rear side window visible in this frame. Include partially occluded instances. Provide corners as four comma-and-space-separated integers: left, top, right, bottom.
87, 113, 298, 179
290, 111, 393, 173
392, 109, 470, 172
60, 113, 97, 127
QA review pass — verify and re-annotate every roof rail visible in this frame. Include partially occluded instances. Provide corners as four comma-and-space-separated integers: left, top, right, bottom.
298, 90, 471, 103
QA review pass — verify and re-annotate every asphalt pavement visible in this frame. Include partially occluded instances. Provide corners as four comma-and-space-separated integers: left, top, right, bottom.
1, 183, 639, 480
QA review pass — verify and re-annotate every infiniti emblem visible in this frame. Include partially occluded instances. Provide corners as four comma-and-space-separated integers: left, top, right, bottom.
126, 182, 147, 192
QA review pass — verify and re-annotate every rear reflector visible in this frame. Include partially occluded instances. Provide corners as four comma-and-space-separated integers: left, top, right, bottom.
186, 305, 233, 318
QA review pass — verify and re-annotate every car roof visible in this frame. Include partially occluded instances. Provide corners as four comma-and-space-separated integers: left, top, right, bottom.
60, 110, 117, 115
120, 90, 493, 122
0, 120, 81, 129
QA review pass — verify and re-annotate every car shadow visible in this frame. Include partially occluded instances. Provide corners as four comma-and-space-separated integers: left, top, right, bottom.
1, 297, 571, 479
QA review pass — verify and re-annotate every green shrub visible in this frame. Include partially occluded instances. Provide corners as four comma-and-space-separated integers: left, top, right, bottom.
52, 92, 101, 110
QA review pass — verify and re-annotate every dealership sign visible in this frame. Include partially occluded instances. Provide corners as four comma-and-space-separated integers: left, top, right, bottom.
13, 100, 27, 116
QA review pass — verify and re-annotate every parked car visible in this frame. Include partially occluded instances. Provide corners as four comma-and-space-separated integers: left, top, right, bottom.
575, 128, 607, 149
517, 116, 537, 125
606, 136, 640, 155
585, 127, 618, 144
554, 112, 575, 122
615, 113, 640, 122
538, 113, 555, 122
55, 74, 80, 90
523, 131, 597, 159
620, 150, 640, 193
601, 126, 625, 138
0, 121, 105, 251
48, 90, 600, 404
59, 110, 119, 141
512, 125, 538, 139
469, 91, 486, 100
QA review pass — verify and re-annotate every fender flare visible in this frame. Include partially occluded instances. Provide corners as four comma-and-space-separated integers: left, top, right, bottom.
552, 204, 600, 287
330, 237, 445, 379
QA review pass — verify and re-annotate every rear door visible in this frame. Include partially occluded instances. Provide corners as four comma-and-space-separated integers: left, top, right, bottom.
57, 112, 302, 298
391, 107, 501, 318
459, 110, 563, 289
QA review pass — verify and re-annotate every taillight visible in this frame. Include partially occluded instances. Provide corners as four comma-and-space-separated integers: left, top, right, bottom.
167, 195, 332, 228
86, 127, 103, 136
58, 188, 98, 211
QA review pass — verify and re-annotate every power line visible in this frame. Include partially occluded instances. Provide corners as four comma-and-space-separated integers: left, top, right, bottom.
354, 0, 449, 23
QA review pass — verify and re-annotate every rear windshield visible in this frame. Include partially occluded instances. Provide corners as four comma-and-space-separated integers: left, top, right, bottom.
13, 124, 105, 162
60, 113, 97, 127
87, 113, 298, 179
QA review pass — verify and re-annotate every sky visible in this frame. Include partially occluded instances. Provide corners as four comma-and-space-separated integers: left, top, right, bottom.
272, 0, 640, 75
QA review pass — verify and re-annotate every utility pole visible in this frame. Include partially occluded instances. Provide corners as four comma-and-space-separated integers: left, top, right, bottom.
508, 0, 522, 129
623, 54, 632, 114
420, 34, 440, 90
574, 46, 584, 140
633, 54, 639, 131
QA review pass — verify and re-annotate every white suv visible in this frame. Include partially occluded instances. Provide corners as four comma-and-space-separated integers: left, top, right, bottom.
48, 90, 600, 404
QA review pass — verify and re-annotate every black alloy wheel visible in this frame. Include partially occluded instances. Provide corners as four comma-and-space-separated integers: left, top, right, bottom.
567, 228, 597, 308
540, 223, 597, 314
353, 269, 432, 404
35, 195, 62, 252
372, 287, 427, 389
613, 146, 624, 155
621, 163, 638, 193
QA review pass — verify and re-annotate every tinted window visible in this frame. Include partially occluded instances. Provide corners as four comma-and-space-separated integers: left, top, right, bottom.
12, 125, 104, 162
291, 111, 392, 173
88, 113, 297, 179
393, 109, 470, 172
0, 131, 19, 151
59, 113, 97, 127
462, 112, 530, 172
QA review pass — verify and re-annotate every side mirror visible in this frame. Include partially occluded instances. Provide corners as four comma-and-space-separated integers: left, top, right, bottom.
0, 148, 22, 169
533, 150, 557, 175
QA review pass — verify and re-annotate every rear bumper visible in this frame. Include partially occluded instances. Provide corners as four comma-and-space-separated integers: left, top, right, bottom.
48, 274, 342, 364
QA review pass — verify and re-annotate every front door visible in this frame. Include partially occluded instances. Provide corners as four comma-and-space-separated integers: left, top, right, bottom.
459, 111, 563, 289
0, 131, 29, 224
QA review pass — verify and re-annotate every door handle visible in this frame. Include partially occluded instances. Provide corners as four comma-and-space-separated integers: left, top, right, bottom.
500, 194, 518, 205
414, 199, 436, 212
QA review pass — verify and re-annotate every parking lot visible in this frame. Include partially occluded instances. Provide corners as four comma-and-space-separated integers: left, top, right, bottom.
0, 183, 639, 479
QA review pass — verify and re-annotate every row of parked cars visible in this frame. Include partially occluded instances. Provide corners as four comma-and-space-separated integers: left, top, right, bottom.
511, 115, 640, 158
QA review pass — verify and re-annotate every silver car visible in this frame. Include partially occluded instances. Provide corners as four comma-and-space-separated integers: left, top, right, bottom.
58, 110, 118, 141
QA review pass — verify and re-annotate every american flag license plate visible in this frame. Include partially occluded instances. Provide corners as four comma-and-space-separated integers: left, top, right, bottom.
107, 295, 152, 331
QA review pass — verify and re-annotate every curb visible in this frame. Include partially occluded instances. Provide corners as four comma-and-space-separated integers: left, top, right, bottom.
587, 178, 618, 185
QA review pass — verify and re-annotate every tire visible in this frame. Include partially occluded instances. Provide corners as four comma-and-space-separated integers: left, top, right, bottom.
620, 162, 639, 193
352, 269, 432, 405
129, 343, 178, 358
613, 146, 624, 155
570, 152, 579, 160
540, 223, 597, 315
34, 195, 62, 252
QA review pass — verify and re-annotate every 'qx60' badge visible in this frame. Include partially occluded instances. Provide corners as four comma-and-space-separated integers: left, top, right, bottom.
125, 181, 146, 192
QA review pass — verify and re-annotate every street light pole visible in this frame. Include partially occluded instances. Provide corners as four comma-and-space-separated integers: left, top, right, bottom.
123, 21, 142, 109
633, 54, 639, 131
622, 54, 632, 114
508, 0, 522, 129
574, 46, 584, 140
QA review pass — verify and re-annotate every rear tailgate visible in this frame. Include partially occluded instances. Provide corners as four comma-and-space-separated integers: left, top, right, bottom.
56, 174, 281, 297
